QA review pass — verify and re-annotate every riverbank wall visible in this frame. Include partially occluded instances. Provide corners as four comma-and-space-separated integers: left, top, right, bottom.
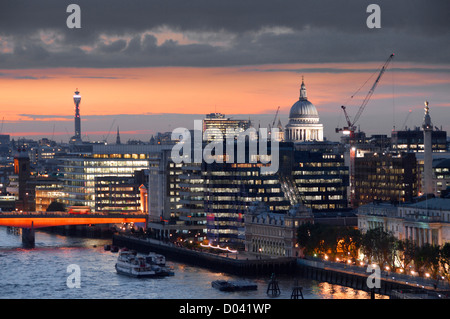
296, 259, 404, 297
113, 234, 449, 298
296, 258, 449, 299
112, 234, 297, 276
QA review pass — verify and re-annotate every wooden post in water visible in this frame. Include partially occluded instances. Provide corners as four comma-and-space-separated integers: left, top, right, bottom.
267, 273, 281, 297
291, 280, 304, 299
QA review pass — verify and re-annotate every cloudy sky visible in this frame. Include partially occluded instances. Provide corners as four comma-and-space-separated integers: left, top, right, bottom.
0, 0, 449, 142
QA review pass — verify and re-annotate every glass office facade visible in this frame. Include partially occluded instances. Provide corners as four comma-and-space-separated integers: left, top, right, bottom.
60, 155, 149, 209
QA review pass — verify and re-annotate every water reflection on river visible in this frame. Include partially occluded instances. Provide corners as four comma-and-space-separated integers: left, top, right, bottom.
0, 228, 387, 299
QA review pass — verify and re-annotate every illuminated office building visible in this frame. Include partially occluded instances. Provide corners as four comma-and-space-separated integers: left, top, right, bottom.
353, 152, 418, 207
433, 158, 450, 197
203, 161, 292, 247
202, 113, 251, 141
7, 148, 32, 211
59, 144, 166, 210
391, 128, 447, 153
146, 148, 207, 241
178, 141, 348, 248
292, 150, 349, 211
35, 180, 64, 212
94, 175, 143, 213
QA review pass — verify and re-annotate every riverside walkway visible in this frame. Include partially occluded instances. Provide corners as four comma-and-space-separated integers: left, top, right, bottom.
297, 257, 450, 297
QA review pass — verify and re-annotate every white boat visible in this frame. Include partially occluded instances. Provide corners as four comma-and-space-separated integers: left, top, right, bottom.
115, 250, 174, 278
144, 252, 175, 276
115, 250, 156, 278
145, 252, 166, 266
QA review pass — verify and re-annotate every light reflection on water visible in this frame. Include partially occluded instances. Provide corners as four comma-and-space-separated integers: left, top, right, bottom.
0, 227, 387, 299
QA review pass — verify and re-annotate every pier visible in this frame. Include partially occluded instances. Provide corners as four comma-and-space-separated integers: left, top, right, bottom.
113, 234, 449, 298
113, 234, 297, 276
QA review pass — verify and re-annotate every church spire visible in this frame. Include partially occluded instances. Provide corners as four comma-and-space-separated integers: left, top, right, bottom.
116, 126, 121, 145
299, 76, 307, 101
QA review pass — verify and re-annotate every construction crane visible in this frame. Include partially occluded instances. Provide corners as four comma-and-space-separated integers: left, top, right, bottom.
336, 53, 395, 138
272, 106, 280, 127
103, 119, 116, 143
401, 109, 412, 130
336, 53, 394, 209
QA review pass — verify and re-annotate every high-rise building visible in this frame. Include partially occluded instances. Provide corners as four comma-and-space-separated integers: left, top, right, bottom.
7, 148, 31, 211
293, 149, 349, 211
94, 175, 141, 213
146, 147, 202, 241
176, 141, 348, 248
202, 158, 293, 246
59, 144, 161, 209
70, 89, 82, 144
391, 129, 447, 153
0, 134, 10, 156
35, 180, 64, 212
433, 158, 450, 197
202, 113, 251, 141
354, 152, 418, 207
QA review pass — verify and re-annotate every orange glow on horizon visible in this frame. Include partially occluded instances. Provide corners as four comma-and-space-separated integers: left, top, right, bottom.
0, 62, 449, 139
1, 63, 447, 117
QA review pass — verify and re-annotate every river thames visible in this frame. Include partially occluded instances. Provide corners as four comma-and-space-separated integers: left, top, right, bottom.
0, 227, 387, 299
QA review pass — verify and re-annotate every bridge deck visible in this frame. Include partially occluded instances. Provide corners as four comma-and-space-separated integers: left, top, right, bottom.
0, 212, 147, 228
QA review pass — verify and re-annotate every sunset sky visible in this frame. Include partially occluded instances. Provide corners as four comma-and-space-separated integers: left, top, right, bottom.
0, 1, 449, 142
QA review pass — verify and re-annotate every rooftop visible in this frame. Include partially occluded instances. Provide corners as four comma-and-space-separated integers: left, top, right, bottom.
406, 197, 450, 210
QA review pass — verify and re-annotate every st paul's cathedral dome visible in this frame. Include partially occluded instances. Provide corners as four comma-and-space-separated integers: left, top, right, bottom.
285, 78, 323, 142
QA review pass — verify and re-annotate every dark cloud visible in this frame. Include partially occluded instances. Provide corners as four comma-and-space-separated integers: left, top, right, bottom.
0, 0, 448, 68
244, 66, 450, 74
0, 73, 52, 80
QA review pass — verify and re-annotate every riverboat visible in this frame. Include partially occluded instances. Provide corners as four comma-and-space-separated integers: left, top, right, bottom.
115, 250, 174, 278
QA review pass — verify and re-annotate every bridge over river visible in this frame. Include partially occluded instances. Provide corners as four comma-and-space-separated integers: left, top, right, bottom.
0, 211, 147, 247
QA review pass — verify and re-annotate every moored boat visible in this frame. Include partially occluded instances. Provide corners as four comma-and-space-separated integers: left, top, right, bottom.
211, 280, 257, 292
115, 250, 156, 278
115, 250, 174, 278
110, 245, 119, 252
144, 252, 175, 276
